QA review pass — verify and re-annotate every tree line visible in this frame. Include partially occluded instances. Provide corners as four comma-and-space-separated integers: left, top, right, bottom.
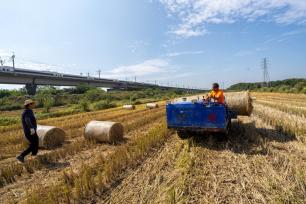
227, 78, 306, 93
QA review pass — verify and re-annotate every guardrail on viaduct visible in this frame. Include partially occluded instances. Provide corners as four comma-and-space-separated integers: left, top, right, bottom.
0, 66, 202, 95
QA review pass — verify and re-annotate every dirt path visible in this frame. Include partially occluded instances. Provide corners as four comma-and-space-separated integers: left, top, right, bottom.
96, 116, 306, 204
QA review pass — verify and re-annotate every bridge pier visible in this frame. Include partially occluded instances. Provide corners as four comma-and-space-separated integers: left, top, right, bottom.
25, 84, 37, 95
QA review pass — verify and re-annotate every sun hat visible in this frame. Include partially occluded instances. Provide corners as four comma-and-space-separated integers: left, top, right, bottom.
24, 99, 35, 106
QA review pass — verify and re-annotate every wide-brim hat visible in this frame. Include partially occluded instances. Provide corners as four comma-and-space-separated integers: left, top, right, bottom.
24, 99, 35, 106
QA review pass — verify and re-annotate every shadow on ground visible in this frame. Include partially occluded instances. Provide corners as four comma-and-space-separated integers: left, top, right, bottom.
186, 120, 296, 155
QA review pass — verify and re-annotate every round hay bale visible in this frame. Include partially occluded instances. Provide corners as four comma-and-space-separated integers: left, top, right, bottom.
146, 103, 159, 109
225, 91, 253, 116
24, 125, 66, 149
122, 104, 135, 110
84, 120, 124, 143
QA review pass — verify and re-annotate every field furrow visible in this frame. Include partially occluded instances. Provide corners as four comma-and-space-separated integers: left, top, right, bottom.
0, 92, 305, 203
0, 104, 165, 160
255, 100, 306, 118
252, 103, 306, 142
0, 108, 165, 188
22, 120, 172, 204
94, 113, 306, 204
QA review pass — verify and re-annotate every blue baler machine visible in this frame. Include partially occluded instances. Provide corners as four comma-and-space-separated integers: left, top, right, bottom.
166, 100, 238, 139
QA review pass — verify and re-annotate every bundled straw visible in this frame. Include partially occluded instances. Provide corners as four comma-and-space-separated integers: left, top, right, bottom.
146, 103, 159, 109
24, 125, 66, 149
225, 91, 253, 116
84, 120, 124, 143
123, 105, 135, 110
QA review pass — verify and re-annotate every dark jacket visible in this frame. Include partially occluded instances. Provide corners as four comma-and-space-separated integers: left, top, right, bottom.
21, 108, 37, 135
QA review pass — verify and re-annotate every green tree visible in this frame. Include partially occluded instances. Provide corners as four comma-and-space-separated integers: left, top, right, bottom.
93, 100, 115, 110
43, 96, 55, 113
36, 87, 56, 112
85, 88, 105, 102
0, 89, 11, 98
80, 99, 90, 112
294, 82, 305, 92
75, 84, 92, 94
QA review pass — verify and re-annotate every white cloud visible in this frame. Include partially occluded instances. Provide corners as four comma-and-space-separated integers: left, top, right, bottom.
166, 50, 204, 57
159, 0, 306, 37
103, 58, 175, 78
172, 24, 206, 37
1, 49, 194, 84
0, 49, 78, 72
101, 58, 195, 84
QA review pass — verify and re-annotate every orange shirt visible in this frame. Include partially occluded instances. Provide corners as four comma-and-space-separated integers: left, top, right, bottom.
208, 89, 225, 104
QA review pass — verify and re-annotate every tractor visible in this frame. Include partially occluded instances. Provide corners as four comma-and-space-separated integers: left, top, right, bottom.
166, 93, 252, 139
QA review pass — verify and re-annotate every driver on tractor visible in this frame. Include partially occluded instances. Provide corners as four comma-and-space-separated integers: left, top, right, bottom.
205, 83, 225, 104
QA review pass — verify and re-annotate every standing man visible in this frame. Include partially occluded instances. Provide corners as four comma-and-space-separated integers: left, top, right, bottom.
206, 83, 225, 104
17, 99, 39, 163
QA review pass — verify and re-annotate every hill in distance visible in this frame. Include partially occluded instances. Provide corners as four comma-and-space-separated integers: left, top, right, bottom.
227, 78, 306, 93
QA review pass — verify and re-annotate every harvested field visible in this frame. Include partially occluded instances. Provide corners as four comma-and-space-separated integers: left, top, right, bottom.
0, 93, 305, 203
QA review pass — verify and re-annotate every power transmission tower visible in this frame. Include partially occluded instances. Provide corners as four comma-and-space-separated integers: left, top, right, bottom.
262, 58, 270, 87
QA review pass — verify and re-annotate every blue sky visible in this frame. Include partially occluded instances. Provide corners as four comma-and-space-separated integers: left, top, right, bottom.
0, 0, 306, 89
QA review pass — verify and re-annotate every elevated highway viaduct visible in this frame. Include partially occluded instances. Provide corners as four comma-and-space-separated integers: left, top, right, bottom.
0, 66, 202, 95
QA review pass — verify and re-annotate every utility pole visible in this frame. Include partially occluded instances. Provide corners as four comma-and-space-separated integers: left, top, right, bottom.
0, 57, 4, 66
11, 52, 15, 68
97, 69, 101, 78
134, 76, 136, 82
87, 72, 90, 77
262, 58, 270, 87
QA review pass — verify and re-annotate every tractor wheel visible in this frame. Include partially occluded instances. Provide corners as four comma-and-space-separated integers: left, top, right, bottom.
177, 130, 189, 139
225, 119, 232, 136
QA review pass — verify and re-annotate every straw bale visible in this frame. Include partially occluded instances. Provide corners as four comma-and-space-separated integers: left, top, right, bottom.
24, 125, 66, 149
84, 120, 124, 142
146, 103, 159, 109
123, 105, 135, 110
225, 91, 253, 116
